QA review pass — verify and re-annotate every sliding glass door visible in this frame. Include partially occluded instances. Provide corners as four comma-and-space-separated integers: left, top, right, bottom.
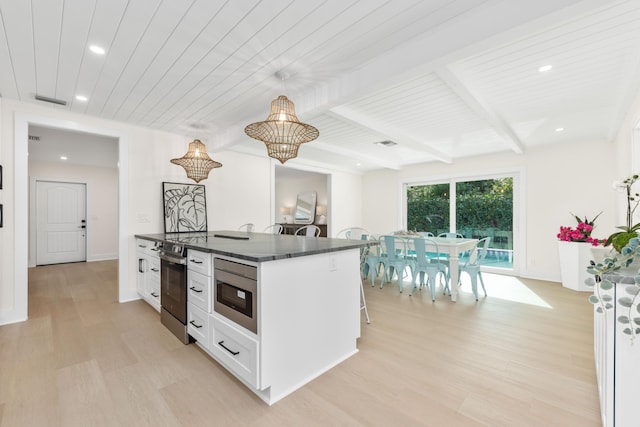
406, 175, 516, 271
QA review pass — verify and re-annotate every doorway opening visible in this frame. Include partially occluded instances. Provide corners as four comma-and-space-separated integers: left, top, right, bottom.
14, 113, 130, 323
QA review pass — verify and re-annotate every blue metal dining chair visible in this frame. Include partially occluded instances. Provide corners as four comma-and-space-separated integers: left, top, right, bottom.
458, 237, 491, 300
410, 237, 449, 300
363, 235, 385, 287
381, 235, 413, 292
435, 232, 468, 287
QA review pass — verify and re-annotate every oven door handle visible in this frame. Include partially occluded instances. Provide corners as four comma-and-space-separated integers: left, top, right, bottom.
160, 253, 187, 265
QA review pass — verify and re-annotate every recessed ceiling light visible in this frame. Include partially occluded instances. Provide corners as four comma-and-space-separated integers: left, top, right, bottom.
538, 65, 552, 72
60, 156, 68, 160
89, 45, 105, 55
75, 95, 88, 102
356, 162, 362, 167
555, 127, 564, 132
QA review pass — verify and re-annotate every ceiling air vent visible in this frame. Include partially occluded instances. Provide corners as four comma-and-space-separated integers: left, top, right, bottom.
35, 94, 67, 106
375, 140, 397, 147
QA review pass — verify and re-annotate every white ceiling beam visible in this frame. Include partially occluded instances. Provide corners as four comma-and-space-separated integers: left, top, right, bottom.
228, 142, 376, 175
214, 0, 591, 154
310, 140, 402, 171
435, 67, 524, 154
328, 106, 452, 164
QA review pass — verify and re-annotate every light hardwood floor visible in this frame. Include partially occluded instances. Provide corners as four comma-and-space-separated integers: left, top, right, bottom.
0, 261, 601, 426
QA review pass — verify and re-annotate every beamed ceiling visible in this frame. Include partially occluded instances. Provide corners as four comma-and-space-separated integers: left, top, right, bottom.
2, 0, 640, 173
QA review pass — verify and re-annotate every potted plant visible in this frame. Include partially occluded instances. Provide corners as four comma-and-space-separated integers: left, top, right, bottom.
604, 174, 640, 252
556, 213, 603, 291
557, 212, 603, 246
586, 172, 640, 339
586, 237, 640, 338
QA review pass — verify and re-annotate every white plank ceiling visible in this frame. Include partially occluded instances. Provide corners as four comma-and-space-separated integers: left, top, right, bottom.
2, 0, 640, 173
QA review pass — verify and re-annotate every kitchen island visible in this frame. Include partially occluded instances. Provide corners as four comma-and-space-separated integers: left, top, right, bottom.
135, 231, 371, 405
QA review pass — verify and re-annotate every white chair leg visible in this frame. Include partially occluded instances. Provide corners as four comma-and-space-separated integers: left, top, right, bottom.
409, 272, 416, 296
360, 279, 370, 324
470, 274, 478, 301
478, 272, 487, 296
428, 275, 436, 301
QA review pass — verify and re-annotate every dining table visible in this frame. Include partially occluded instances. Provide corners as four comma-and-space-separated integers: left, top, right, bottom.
389, 234, 479, 302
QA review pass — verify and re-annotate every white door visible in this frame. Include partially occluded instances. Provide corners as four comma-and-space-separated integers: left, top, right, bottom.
36, 181, 87, 265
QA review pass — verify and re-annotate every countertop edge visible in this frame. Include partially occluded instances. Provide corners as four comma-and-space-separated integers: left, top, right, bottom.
134, 233, 373, 263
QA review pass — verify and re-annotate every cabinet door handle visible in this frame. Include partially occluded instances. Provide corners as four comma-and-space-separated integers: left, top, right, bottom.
189, 286, 203, 293
189, 320, 203, 329
218, 340, 240, 356
190, 259, 203, 264
138, 259, 145, 273
138, 244, 147, 248
150, 292, 159, 298
150, 268, 159, 272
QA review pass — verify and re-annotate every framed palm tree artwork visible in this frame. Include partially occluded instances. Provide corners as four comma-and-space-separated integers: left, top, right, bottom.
162, 182, 207, 233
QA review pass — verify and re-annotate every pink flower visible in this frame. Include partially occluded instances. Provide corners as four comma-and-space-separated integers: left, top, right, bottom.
557, 215, 602, 246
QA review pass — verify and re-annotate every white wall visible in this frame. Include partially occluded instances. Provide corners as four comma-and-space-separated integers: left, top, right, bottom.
329, 170, 363, 237
0, 99, 275, 325
0, 97, 365, 325
206, 150, 271, 231
29, 161, 119, 262
362, 140, 618, 281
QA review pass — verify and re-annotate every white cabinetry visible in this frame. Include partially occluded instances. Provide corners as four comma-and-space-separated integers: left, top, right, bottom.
187, 250, 213, 348
187, 249, 361, 405
135, 239, 161, 312
210, 315, 259, 388
594, 279, 640, 426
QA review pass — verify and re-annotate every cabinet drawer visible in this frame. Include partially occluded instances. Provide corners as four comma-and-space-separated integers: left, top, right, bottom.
137, 239, 162, 258
211, 315, 259, 388
148, 258, 161, 278
187, 250, 212, 276
187, 270, 212, 313
188, 303, 210, 347
148, 281, 161, 312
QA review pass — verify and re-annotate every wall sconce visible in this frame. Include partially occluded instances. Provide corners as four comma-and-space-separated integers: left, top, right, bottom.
280, 206, 292, 223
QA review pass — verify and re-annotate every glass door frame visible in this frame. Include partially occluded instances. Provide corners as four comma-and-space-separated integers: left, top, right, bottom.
401, 168, 524, 276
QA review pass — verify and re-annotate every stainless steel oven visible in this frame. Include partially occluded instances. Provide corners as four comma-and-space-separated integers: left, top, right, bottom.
160, 242, 190, 344
214, 258, 258, 334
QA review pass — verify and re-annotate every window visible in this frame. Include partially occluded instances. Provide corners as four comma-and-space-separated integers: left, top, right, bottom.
406, 175, 515, 271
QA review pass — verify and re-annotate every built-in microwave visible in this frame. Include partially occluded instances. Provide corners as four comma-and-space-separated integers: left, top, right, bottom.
214, 258, 258, 334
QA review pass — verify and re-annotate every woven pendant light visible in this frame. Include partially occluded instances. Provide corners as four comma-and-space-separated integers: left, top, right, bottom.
244, 95, 319, 164
170, 139, 222, 183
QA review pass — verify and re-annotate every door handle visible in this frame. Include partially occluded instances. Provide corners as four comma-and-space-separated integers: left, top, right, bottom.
78, 225, 86, 229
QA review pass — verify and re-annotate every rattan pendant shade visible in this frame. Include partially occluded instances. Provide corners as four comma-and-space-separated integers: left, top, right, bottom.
244, 95, 319, 164
170, 139, 222, 183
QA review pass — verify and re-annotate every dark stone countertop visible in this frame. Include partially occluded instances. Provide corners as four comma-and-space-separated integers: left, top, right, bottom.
134, 231, 373, 263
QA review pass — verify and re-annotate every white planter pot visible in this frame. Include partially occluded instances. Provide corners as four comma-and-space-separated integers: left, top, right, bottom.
557, 241, 596, 292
